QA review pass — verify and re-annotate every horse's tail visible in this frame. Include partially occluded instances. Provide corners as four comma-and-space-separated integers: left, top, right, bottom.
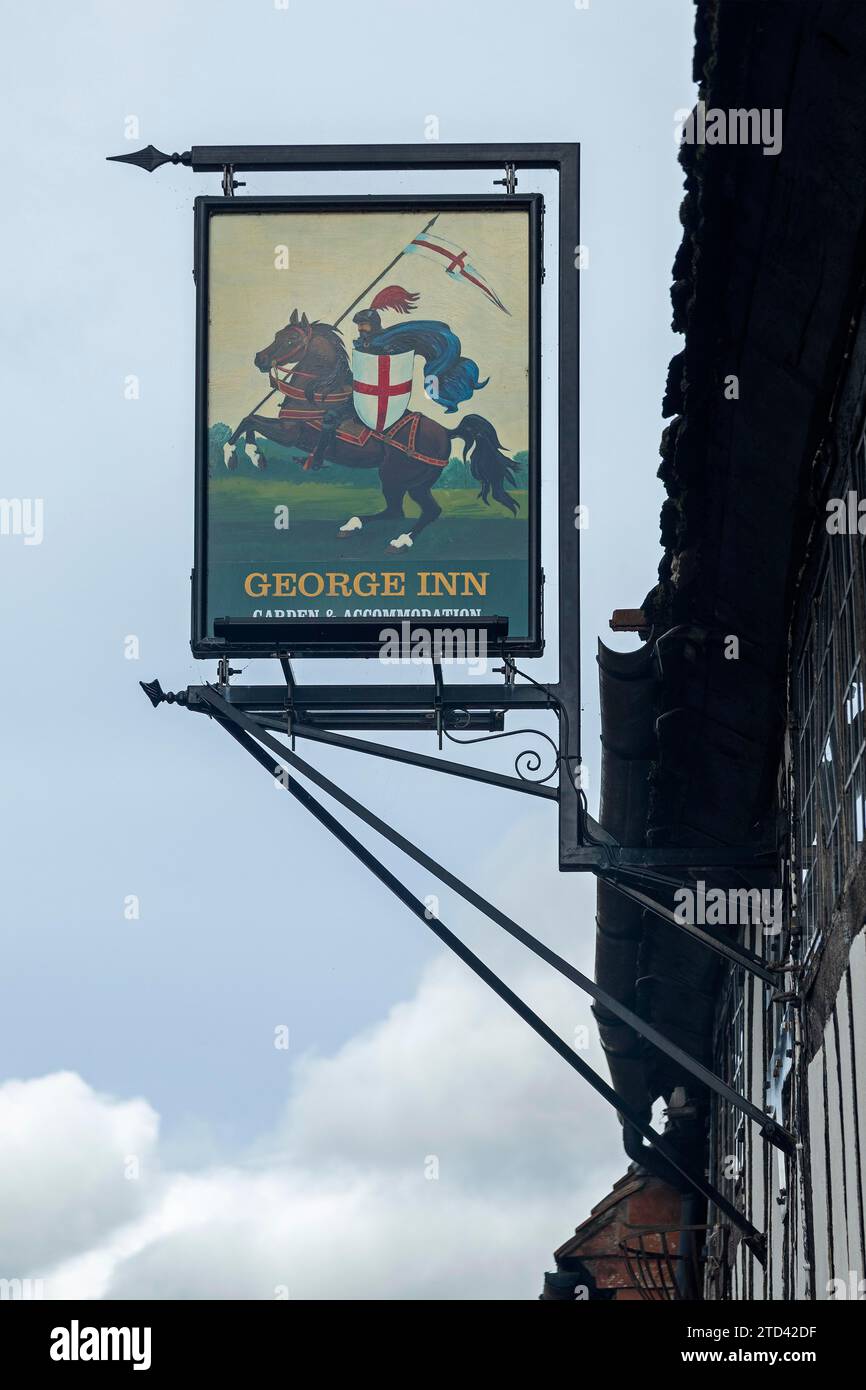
449, 415, 520, 515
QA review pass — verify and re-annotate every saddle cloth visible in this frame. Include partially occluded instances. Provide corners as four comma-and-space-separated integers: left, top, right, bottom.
278, 403, 447, 468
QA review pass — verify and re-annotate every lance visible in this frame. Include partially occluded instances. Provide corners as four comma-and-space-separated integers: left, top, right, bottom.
243, 213, 440, 420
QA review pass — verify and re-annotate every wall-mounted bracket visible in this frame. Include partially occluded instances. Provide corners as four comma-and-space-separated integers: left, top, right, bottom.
221, 165, 245, 197
432, 658, 444, 749
159, 679, 777, 1254
494, 162, 518, 195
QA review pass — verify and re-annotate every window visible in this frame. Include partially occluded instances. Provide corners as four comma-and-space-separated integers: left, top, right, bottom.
712, 966, 746, 1207
793, 432, 866, 946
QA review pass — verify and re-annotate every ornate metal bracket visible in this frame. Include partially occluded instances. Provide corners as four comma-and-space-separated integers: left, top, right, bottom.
494, 162, 518, 195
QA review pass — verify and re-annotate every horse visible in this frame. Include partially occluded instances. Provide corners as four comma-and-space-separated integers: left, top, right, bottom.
222, 310, 520, 551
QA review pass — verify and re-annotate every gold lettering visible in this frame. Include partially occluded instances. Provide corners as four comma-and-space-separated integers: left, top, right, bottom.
417, 571, 489, 597
327, 573, 352, 597
298, 573, 324, 598
463, 572, 488, 596
243, 571, 420, 598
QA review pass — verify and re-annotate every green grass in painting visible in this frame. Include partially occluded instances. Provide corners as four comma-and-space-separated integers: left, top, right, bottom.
209, 476, 528, 522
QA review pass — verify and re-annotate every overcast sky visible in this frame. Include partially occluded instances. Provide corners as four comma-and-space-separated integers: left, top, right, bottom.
0, 0, 694, 1298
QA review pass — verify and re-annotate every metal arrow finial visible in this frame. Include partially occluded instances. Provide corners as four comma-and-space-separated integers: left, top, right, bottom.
106, 145, 189, 173
139, 678, 188, 708
140, 678, 166, 707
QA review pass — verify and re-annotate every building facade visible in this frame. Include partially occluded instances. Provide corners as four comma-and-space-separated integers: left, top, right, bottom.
708, 301, 866, 1302
544, 0, 866, 1302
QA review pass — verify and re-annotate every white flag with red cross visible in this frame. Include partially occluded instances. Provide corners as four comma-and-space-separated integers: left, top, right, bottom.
404, 228, 510, 314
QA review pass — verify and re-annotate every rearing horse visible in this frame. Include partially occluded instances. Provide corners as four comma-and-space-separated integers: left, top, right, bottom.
223, 311, 519, 551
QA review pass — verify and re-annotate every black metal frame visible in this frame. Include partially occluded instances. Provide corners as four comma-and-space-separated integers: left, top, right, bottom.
111, 140, 582, 865
114, 142, 787, 893
192, 191, 545, 660
209, 615, 513, 660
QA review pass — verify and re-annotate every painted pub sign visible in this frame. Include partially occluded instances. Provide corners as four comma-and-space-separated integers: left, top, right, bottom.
192, 195, 542, 657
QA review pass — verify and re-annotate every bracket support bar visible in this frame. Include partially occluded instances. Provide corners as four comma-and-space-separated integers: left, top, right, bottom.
207, 699, 766, 1259
194, 686, 793, 1158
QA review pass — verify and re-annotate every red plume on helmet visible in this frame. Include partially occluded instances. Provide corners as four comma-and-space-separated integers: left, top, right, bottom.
369, 285, 419, 315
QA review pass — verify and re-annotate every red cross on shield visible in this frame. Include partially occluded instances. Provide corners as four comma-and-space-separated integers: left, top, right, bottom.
352, 348, 415, 432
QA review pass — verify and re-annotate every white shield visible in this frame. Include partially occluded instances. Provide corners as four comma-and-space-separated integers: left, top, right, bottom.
352, 348, 415, 432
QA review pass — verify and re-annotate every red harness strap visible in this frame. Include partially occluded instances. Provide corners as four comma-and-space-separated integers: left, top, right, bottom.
269, 365, 351, 406
299, 412, 448, 468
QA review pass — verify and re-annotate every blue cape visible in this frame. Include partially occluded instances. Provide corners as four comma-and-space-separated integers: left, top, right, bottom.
365, 321, 487, 414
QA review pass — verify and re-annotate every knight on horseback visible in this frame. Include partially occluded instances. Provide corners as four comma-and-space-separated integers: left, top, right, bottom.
303, 286, 421, 470
225, 288, 520, 548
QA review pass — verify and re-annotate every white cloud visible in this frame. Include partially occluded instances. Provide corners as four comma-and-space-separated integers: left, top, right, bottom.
2, 825, 626, 1299
281, 952, 614, 1189
0, 1071, 158, 1274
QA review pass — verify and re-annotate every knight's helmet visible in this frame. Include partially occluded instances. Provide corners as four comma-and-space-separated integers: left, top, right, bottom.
352, 285, 419, 336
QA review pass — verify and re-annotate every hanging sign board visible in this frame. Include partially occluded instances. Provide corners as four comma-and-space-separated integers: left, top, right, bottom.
191, 194, 542, 657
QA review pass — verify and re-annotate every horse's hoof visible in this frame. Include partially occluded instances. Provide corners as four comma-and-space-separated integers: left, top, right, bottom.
339, 517, 363, 535
388, 533, 414, 551
227, 458, 238, 471
223, 444, 236, 469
